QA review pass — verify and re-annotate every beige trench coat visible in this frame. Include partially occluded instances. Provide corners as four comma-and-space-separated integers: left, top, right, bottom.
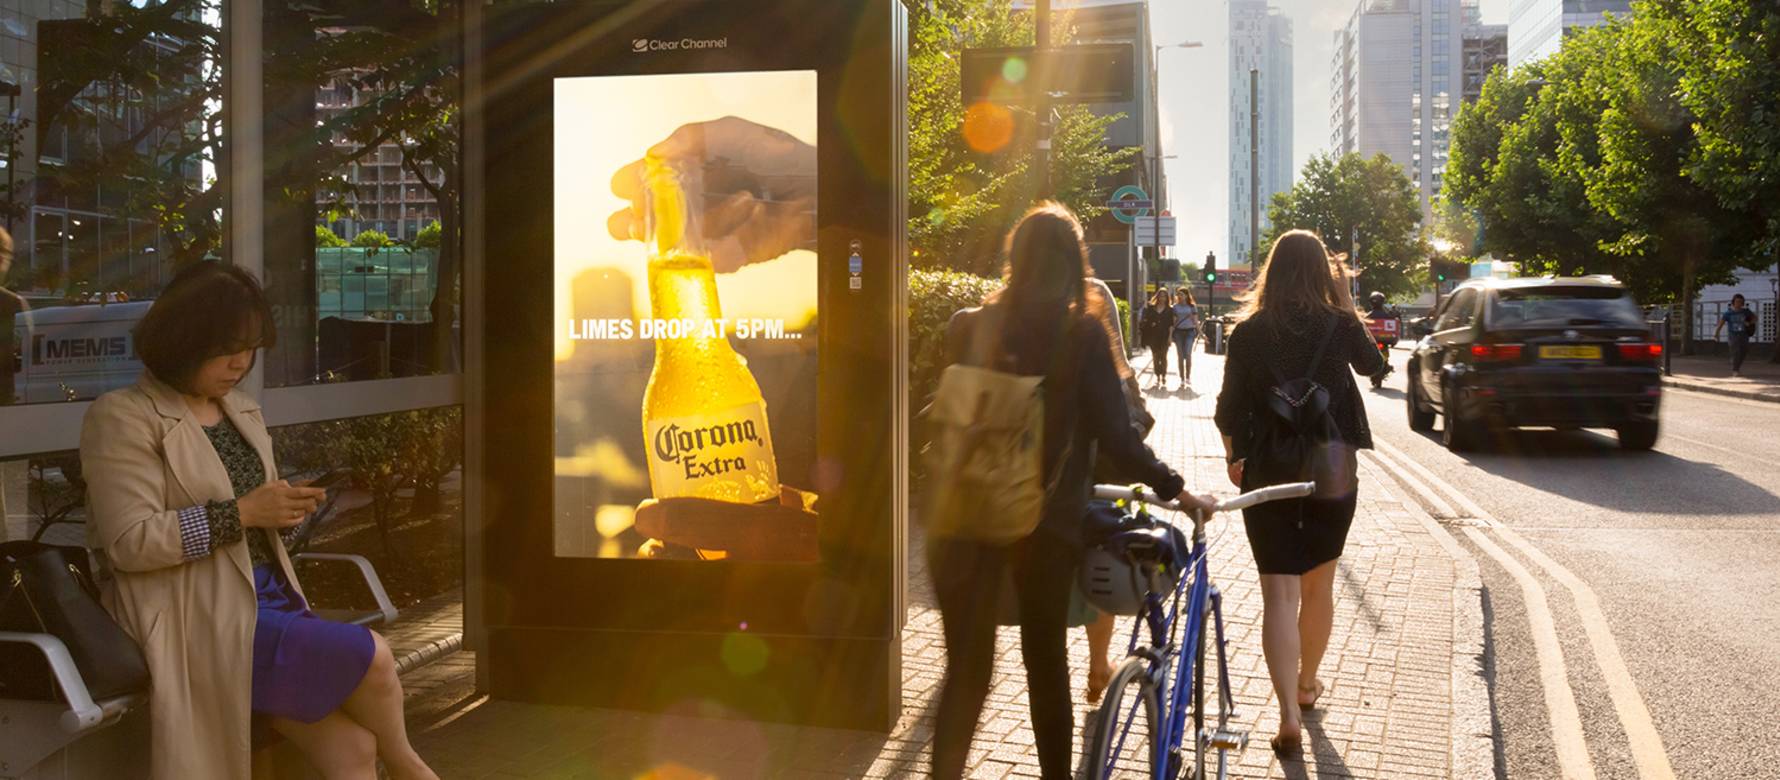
80, 374, 303, 779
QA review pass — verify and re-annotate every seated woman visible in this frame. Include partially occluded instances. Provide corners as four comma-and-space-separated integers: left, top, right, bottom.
80, 263, 437, 779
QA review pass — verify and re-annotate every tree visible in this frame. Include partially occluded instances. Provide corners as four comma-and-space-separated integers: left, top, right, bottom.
1445, 59, 1620, 279
1650, 0, 1780, 266
1562, 15, 1755, 336
316, 225, 350, 248
1262, 153, 1427, 300
33, 1, 225, 279
352, 229, 395, 249
904, 0, 1136, 276
412, 220, 443, 249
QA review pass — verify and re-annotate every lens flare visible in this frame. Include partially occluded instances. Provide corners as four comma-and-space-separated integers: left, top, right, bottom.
963, 101, 1015, 153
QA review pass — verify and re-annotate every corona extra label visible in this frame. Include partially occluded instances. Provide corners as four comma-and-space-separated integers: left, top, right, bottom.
639, 156, 781, 504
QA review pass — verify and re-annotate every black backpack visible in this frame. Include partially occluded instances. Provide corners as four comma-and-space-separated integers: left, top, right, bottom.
1245, 317, 1345, 493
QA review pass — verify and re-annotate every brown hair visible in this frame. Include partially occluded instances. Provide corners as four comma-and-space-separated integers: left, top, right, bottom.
1174, 286, 1196, 306
985, 202, 1118, 368
1234, 230, 1365, 330
134, 262, 277, 393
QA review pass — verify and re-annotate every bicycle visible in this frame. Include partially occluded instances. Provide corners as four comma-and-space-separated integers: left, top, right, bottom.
1077, 481, 1316, 780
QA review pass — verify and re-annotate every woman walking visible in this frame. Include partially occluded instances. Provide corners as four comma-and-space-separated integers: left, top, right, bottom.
1139, 289, 1177, 388
1172, 287, 1200, 385
80, 263, 438, 779
929, 203, 1212, 779
1212, 230, 1386, 755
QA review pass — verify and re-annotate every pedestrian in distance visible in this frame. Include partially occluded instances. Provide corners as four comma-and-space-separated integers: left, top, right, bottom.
1713, 294, 1757, 377
1140, 288, 1177, 388
925, 203, 1214, 780
1214, 230, 1388, 757
79, 263, 439, 779
1172, 287, 1200, 386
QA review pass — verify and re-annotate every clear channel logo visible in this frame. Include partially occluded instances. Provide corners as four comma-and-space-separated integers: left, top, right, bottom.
630, 37, 728, 53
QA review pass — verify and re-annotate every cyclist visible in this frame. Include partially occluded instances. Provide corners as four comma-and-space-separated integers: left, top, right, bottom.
929, 202, 1213, 780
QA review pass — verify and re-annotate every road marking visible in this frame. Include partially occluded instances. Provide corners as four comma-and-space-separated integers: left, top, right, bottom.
1461, 526, 1597, 780
1365, 446, 1593, 777
1663, 432, 1780, 470
1371, 439, 1679, 780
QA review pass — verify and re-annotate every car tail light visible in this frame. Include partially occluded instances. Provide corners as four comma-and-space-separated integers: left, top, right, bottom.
1470, 343, 1523, 362
1617, 343, 1663, 361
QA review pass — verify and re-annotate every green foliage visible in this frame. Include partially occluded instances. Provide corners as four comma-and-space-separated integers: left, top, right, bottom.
273, 406, 464, 560
906, 0, 1137, 275
316, 225, 350, 248
351, 229, 395, 249
1444, 1, 1775, 312
1262, 153, 1428, 300
33, 0, 224, 271
1654, 0, 1780, 265
413, 220, 443, 249
909, 268, 1004, 404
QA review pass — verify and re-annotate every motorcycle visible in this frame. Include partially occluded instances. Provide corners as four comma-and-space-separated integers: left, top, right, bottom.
1363, 310, 1400, 389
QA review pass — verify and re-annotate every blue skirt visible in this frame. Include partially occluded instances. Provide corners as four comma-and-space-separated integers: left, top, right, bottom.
252, 565, 375, 723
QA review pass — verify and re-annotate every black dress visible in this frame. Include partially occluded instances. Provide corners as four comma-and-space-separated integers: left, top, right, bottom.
1214, 307, 1386, 575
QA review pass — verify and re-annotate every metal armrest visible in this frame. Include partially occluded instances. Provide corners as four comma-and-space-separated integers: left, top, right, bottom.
0, 631, 103, 732
293, 553, 399, 625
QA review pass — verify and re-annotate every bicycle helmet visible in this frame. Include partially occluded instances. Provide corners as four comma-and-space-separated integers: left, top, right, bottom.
1080, 504, 1193, 616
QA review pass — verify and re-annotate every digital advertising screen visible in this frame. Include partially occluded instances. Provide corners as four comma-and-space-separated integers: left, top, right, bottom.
552, 70, 821, 563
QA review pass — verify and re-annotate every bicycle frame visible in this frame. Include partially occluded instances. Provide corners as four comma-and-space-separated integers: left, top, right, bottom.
1107, 510, 1231, 779
1088, 481, 1312, 779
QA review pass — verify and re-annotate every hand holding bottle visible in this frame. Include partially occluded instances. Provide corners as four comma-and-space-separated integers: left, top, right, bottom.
608, 116, 817, 272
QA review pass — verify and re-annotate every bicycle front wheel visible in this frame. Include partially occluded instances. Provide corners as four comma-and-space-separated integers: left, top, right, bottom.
1079, 656, 1163, 780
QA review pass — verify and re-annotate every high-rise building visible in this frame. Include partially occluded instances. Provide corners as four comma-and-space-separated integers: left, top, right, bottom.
1508, 0, 1633, 69
316, 77, 444, 243
1229, 1, 1293, 269
1462, 23, 1508, 106
1330, 0, 1476, 224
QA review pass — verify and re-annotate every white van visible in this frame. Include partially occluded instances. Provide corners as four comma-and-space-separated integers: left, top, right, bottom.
12, 301, 151, 404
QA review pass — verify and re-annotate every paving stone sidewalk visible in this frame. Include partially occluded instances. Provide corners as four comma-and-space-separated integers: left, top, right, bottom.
1662, 353, 1780, 403
400, 351, 1484, 778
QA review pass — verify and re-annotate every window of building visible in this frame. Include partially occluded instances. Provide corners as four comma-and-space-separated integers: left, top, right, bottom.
3, 0, 223, 410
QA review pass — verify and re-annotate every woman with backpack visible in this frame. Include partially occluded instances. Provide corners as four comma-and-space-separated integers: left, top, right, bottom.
1213, 230, 1387, 756
927, 203, 1213, 779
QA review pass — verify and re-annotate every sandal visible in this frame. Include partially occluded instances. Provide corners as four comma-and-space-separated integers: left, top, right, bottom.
1297, 679, 1325, 711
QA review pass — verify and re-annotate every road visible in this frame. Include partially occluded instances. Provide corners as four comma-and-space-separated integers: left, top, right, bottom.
1359, 346, 1780, 780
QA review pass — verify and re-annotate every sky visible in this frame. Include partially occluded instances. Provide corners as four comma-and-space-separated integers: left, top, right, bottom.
1151, 0, 1510, 265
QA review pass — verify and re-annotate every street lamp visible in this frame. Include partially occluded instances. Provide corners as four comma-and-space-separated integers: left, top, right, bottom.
1133, 40, 1201, 349
1150, 41, 1202, 212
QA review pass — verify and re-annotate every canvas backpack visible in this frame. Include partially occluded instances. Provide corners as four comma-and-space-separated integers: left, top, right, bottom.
921, 310, 1066, 544
1244, 315, 1345, 493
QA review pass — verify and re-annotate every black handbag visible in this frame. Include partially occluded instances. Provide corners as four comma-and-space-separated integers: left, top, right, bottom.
0, 541, 150, 702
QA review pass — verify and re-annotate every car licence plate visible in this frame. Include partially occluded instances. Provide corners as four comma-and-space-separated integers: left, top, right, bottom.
1539, 345, 1602, 361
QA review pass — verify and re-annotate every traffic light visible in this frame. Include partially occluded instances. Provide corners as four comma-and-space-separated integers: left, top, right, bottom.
1203, 251, 1217, 283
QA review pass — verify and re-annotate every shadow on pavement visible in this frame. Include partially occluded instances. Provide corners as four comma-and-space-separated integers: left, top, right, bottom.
1416, 427, 1778, 515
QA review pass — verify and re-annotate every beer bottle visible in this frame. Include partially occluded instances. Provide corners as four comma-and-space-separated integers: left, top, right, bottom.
639, 155, 781, 505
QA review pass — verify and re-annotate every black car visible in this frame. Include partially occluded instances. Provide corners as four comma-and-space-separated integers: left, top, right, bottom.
1405, 276, 1663, 451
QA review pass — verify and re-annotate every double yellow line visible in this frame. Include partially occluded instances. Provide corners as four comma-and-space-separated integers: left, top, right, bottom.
1365, 440, 1676, 780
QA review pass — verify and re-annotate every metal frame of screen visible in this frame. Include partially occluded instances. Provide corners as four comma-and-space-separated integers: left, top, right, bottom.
468, 0, 907, 730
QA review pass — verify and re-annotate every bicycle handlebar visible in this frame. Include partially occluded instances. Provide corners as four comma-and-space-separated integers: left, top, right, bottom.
1092, 482, 1316, 514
